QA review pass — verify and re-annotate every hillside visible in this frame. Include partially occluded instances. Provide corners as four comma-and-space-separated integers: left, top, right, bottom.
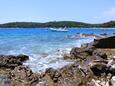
0, 21, 115, 28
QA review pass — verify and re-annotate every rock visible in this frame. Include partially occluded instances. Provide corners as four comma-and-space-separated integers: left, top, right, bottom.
67, 33, 102, 39
93, 49, 107, 59
89, 60, 108, 76
111, 76, 115, 86
100, 33, 108, 36
0, 75, 11, 86
93, 36, 115, 48
41, 63, 93, 86
70, 47, 89, 60
9, 65, 39, 86
0, 54, 29, 68
58, 63, 92, 86
108, 58, 115, 75
63, 54, 71, 60
16, 54, 29, 62
45, 68, 61, 82
70, 44, 95, 60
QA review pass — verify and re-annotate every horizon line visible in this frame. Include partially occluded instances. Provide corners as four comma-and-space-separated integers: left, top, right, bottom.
0, 20, 114, 24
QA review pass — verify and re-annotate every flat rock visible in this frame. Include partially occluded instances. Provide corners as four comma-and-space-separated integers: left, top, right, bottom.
93, 36, 115, 48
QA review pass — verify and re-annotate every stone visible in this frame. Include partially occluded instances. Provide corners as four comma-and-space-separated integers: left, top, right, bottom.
93, 36, 115, 48
70, 47, 90, 60
0, 54, 29, 68
9, 65, 39, 86
45, 68, 61, 82
93, 49, 107, 59
89, 60, 108, 76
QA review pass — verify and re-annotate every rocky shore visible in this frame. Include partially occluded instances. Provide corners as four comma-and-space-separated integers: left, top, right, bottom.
0, 35, 115, 86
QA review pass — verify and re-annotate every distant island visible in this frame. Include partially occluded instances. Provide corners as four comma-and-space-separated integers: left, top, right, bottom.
0, 21, 115, 28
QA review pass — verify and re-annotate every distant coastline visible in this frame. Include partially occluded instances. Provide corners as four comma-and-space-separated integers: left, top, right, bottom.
0, 21, 115, 28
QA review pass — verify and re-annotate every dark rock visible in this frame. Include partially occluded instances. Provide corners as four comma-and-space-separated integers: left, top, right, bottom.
113, 33, 115, 35
100, 33, 108, 36
9, 65, 39, 86
0, 54, 29, 68
93, 36, 115, 48
89, 60, 108, 76
16, 54, 29, 62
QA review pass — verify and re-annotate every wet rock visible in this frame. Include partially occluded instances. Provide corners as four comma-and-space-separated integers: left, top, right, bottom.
63, 54, 71, 60
93, 36, 115, 48
113, 33, 115, 35
100, 33, 108, 36
0, 54, 29, 68
9, 65, 39, 86
67, 33, 102, 39
16, 54, 29, 62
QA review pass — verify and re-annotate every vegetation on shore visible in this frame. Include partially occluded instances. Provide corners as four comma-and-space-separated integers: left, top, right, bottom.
0, 21, 115, 28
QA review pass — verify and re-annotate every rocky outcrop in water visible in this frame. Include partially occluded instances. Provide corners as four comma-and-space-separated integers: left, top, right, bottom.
0, 54, 29, 68
39, 36, 115, 86
0, 35, 115, 86
93, 36, 115, 48
0, 54, 31, 86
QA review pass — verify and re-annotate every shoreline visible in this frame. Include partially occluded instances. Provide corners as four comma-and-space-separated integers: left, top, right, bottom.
0, 34, 115, 86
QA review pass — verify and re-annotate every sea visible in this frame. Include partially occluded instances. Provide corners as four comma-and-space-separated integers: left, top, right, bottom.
0, 28, 115, 72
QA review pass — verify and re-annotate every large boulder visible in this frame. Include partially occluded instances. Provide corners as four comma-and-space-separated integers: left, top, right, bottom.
70, 47, 92, 60
0, 54, 29, 68
70, 43, 95, 60
89, 60, 108, 76
93, 36, 115, 48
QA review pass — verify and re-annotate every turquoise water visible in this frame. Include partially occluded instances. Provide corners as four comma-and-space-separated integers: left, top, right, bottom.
0, 28, 115, 72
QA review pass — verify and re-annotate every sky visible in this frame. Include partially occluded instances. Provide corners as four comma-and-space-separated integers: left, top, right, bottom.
0, 0, 115, 24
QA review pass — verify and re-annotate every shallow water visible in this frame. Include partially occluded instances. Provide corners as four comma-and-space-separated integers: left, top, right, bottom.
0, 28, 114, 72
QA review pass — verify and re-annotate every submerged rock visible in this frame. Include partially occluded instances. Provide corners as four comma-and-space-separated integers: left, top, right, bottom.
100, 33, 108, 36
